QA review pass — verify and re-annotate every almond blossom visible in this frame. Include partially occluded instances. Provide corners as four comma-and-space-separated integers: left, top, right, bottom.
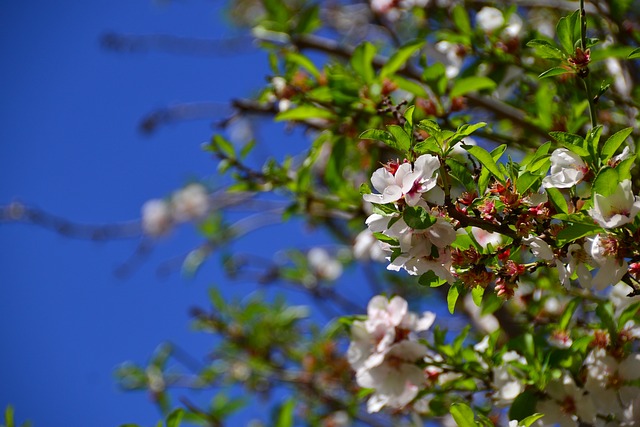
363, 154, 440, 207
542, 149, 588, 189
585, 234, 628, 291
141, 199, 173, 237
588, 179, 640, 229
356, 340, 429, 412
172, 183, 210, 222
347, 295, 436, 413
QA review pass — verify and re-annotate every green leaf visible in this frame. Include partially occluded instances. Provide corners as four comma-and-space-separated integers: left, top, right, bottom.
464, 145, 504, 182
446, 158, 475, 191
509, 389, 538, 421
471, 286, 485, 307
556, 11, 579, 55
403, 206, 436, 229
559, 298, 580, 330
414, 137, 441, 156
447, 284, 461, 314
538, 67, 572, 79
387, 125, 412, 152
5, 406, 14, 427
549, 131, 584, 147
526, 39, 565, 59
392, 75, 428, 97
211, 135, 236, 159
628, 47, 640, 59
516, 172, 541, 195
545, 187, 568, 214
556, 223, 601, 246
166, 409, 184, 427
419, 270, 447, 287
351, 42, 376, 84
275, 105, 333, 121
286, 52, 320, 79
275, 399, 295, 427
380, 40, 424, 78
404, 105, 415, 127
592, 167, 619, 197
450, 76, 496, 98
373, 232, 399, 246
449, 402, 475, 427
549, 131, 590, 158
618, 301, 640, 330
601, 127, 633, 161
360, 129, 394, 145
452, 5, 471, 34
521, 414, 545, 427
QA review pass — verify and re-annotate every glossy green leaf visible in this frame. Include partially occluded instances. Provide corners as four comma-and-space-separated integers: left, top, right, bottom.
521, 414, 545, 427
447, 284, 460, 314
545, 187, 568, 214
601, 127, 633, 161
556, 223, 601, 246
526, 39, 564, 59
471, 286, 485, 307
516, 172, 540, 195
403, 206, 436, 229
449, 402, 475, 427
464, 145, 504, 182
359, 129, 394, 145
419, 270, 447, 287
450, 76, 496, 98
387, 125, 412, 152
556, 11, 579, 55
592, 167, 619, 197
628, 47, 640, 59
509, 390, 538, 422
539, 67, 572, 79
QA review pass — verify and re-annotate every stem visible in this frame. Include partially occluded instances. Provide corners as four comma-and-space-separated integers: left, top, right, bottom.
583, 78, 597, 129
579, 0, 587, 51
578, 0, 597, 129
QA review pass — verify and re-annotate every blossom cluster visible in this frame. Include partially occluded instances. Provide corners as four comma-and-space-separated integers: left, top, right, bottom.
364, 154, 457, 283
347, 295, 435, 412
141, 183, 210, 237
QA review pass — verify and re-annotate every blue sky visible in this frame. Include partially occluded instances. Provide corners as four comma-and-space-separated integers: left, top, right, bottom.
0, 1, 303, 426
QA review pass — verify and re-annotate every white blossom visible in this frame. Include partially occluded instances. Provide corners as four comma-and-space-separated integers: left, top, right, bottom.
348, 295, 436, 413
435, 40, 464, 78
535, 374, 597, 426
492, 351, 526, 407
141, 199, 173, 237
307, 247, 343, 281
353, 229, 387, 262
471, 226, 502, 249
542, 149, 587, 189
357, 341, 428, 412
476, 7, 504, 33
588, 179, 640, 229
523, 235, 554, 261
585, 234, 628, 291
172, 183, 210, 222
